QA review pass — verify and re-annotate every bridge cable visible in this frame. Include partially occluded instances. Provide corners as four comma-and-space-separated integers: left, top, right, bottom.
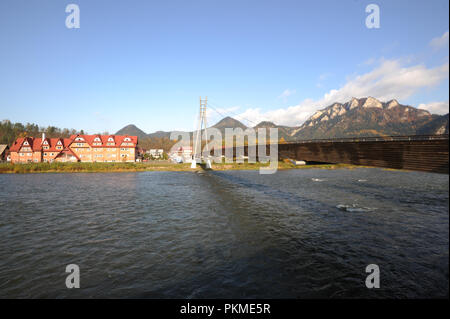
207, 100, 260, 127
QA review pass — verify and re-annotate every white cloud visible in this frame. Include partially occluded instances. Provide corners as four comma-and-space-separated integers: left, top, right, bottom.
430, 31, 449, 50
418, 101, 449, 115
363, 57, 376, 66
235, 59, 449, 126
278, 89, 296, 102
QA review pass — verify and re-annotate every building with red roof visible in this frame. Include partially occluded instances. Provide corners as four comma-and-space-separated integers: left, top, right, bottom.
9, 133, 138, 163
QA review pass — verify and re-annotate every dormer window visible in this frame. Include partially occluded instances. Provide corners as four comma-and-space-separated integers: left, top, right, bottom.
108, 137, 114, 142
57, 141, 62, 145
124, 137, 131, 142
24, 141, 29, 146
94, 137, 101, 142
75, 137, 84, 141
43, 140, 48, 145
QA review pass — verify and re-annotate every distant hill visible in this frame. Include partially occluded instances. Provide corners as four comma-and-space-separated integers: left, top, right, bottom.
115, 97, 448, 145
115, 124, 148, 140
416, 113, 449, 135
211, 116, 247, 136
147, 130, 173, 139
253, 121, 296, 141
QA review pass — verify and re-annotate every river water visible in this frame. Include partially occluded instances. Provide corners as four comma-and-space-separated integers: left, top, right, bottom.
0, 168, 448, 298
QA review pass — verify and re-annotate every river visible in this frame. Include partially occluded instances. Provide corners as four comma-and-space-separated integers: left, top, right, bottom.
0, 168, 448, 298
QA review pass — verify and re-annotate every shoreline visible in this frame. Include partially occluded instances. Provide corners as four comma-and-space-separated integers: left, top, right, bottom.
0, 162, 362, 174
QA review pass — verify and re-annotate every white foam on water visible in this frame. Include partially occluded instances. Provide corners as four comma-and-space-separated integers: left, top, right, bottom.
336, 204, 376, 213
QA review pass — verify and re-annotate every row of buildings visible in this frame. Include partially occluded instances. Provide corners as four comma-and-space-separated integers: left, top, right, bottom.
8, 134, 138, 163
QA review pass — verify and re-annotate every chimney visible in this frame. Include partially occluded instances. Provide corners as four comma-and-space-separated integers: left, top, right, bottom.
42, 132, 45, 143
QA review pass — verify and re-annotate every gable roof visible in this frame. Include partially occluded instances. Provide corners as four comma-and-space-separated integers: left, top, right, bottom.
0, 144, 8, 155
9, 138, 25, 152
54, 147, 80, 161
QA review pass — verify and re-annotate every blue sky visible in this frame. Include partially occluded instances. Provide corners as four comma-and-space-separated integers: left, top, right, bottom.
0, 0, 448, 133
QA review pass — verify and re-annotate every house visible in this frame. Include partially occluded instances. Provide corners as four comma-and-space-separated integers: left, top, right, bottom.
0, 144, 9, 162
9, 133, 138, 163
147, 149, 164, 158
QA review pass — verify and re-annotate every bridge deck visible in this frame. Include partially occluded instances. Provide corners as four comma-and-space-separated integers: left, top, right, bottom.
278, 135, 448, 174
218, 135, 448, 174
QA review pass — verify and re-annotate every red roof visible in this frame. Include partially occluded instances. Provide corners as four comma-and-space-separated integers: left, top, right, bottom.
69, 134, 138, 148
9, 137, 25, 152
10, 134, 138, 153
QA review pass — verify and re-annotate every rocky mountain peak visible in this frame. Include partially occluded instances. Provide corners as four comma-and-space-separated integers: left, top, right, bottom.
348, 97, 360, 110
362, 97, 383, 109
386, 99, 400, 109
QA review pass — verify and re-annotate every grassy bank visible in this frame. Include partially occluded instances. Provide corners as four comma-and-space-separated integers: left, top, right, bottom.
0, 161, 358, 174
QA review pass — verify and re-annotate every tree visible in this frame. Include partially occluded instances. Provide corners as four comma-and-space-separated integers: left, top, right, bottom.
0, 119, 87, 145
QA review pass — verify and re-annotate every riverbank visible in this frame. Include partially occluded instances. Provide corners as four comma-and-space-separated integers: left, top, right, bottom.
0, 161, 359, 174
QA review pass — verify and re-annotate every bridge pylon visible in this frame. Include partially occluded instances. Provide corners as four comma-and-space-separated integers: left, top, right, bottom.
191, 96, 212, 169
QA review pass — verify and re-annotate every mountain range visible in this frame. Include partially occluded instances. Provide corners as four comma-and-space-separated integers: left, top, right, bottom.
116, 97, 449, 142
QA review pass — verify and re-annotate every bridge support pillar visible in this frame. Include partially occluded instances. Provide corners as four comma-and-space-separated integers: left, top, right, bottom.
205, 158, 212, 169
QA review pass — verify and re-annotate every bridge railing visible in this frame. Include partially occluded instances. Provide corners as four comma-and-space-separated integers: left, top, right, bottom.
285, 134, 449, 144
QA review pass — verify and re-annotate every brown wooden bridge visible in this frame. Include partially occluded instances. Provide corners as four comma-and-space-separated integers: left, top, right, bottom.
277, 134, 448, 174
222, 134, 449, 174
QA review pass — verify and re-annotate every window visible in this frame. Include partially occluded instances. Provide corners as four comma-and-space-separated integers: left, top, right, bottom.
27, 153, 32, 156
108, 137, 114, 142
124, 137, 131, 141
50, 153, 54, 156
